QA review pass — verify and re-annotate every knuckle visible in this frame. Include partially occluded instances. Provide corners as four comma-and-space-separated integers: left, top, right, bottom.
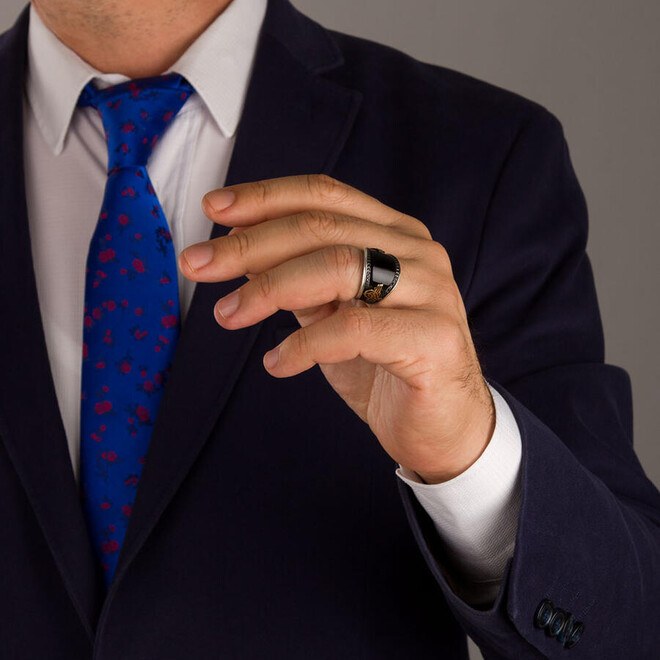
254, 180, 270, 205
228, 230, 253, 259
307, 174, 350, 204
396, 214, 432, 239
323, 244, 358, 280
429, 240, 451, 269
428, 275, 466, 321
290, 327, 310, 356
436, 316, 468, 358
254, 270, 275, 299
302, 209, 342, 242
341, 306, 373, 337
435, 278, 460, 305
411, 218, 433, 240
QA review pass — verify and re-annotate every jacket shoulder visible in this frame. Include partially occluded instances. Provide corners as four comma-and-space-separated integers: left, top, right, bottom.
326, 29, 561, 140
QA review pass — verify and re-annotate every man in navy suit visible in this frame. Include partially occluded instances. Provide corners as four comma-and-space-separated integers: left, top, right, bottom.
0, 0, 658, 657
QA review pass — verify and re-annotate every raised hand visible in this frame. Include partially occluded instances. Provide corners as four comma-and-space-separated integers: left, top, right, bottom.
180, 175, 495, 484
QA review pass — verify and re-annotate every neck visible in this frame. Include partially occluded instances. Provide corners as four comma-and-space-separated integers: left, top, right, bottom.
32, 0, 234, 78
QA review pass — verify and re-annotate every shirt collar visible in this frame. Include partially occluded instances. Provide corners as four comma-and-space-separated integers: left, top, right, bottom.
26, 0, 268, 155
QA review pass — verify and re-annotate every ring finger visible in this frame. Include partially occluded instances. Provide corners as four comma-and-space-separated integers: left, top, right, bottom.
213, 244, 437, 329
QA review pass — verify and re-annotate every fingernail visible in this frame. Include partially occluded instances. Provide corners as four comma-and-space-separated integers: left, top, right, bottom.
263, 346, 280, 370
205, 189, 236, 212
182, 243, 214, 271
216, 290, 240, 318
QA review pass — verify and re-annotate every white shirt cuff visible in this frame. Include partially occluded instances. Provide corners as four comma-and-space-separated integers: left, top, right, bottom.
396, 383, 522, 604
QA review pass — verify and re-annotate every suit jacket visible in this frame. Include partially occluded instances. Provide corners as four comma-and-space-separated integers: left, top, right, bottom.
0, 1, 658, 658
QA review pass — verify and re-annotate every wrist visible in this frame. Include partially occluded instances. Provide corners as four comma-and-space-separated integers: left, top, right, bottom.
413, 388, 495, 484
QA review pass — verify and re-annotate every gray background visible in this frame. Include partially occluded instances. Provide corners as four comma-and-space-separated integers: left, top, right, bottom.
1, 2, 658, 656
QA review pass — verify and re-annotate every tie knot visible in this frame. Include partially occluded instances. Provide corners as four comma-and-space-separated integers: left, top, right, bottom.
78, 73, 195, 170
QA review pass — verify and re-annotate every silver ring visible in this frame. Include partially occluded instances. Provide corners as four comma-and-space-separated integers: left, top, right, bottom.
356, 247, 401, 304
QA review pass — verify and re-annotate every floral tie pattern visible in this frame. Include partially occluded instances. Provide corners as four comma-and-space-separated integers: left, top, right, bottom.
78, 74, 194, 585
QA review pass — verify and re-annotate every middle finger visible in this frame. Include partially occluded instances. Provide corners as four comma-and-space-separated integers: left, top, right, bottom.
179, 211, 427, 283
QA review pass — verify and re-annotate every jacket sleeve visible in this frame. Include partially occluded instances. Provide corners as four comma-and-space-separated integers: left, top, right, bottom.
397, 104, 660, 659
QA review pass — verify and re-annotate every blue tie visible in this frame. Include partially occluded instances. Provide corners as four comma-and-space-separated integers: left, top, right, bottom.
78, 74, 194, 585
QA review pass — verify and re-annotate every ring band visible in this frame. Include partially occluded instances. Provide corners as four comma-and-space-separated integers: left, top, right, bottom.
357, 247, 401, 304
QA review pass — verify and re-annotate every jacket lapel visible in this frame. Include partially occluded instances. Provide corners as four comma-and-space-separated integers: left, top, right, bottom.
113, 0, 362, 592
0, 8, 103, 639
0, 0, 362, 625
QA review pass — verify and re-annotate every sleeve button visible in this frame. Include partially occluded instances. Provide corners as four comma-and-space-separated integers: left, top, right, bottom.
565, 621, 585, 649
547, 608, 569, 638
534, 599, 555, 629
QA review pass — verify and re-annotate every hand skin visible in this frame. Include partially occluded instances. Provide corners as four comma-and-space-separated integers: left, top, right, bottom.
179, 175, 495, 484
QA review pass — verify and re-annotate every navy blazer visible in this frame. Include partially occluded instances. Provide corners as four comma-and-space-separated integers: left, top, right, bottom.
1, 1, 658, 658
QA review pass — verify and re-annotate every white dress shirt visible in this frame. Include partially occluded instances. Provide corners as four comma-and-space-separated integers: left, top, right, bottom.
23, 0, 522, 604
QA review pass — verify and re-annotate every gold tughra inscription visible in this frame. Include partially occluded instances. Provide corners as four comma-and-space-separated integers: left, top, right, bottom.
363, 283, 384, 303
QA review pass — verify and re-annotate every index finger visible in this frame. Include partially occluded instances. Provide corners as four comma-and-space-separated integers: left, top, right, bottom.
202, 174, 427, 235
